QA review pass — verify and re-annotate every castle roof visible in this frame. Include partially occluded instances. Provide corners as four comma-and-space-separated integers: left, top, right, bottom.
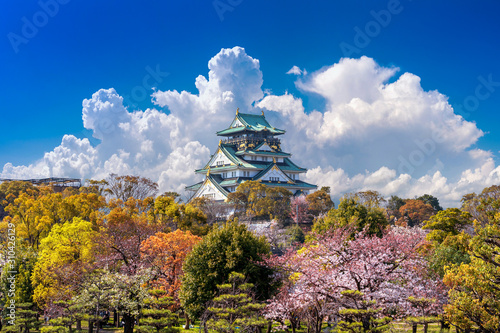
216, 112, 285, 136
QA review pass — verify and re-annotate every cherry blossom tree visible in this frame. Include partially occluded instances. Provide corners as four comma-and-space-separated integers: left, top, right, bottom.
290, 195, 310, 224
263, 227, 447, 333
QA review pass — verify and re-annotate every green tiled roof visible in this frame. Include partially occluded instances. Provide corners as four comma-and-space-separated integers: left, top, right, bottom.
252, 163, 280, 181
208, 175, 229, 196
185, 181, 202, 191
197, 144, 262, 173
216, 112, 285, 136
195, 165, 237, 174
281, 158, 306, 172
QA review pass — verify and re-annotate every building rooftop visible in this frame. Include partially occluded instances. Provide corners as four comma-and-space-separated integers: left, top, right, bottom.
216, 111, 285, 136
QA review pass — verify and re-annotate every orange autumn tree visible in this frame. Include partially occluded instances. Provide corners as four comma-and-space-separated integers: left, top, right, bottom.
140, 229, 201, 308
397, 199, 435, 227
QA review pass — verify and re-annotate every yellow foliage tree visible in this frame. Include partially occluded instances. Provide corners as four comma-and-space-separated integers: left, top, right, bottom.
32, 217, 97, 307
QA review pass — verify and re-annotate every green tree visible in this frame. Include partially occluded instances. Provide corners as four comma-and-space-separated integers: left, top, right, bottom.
423, 208, 472, 244
312, 197, 388, 237
423, 208, 473, 278
12, 302, 42, 333
1, 246, 37, 307
205, 272, 266, 333
45, 300, 85, 333
405, 297, 441, 333
135, 290, 179, 333
386, 195, 406, 222
444, 210, 500, 332
180, 222, 273, 321
416, 194, 443, 212
336, 290, 391, 333
72, 270, 117, 333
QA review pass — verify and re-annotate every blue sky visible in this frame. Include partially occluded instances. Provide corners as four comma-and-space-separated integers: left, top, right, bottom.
1, 0, 500, 205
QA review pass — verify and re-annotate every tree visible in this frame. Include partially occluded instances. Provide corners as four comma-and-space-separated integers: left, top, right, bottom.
140, 230, 201, 309
336, 290, 391, 333
227, 181, 268, 221
73, 270, 150, 333
397, 199, 435, 227
305, 187, 334, 219
45, 300, 85, 333
135, 290, 179, 333
15, 302, 42, 333
404, 297, 441, 333
461, 185, 500, 226
205, 272, 266, 333
111, 271, 151, 333
348, 190, 386, 210
422, 208, 473, 278
103, 174, 158, 201
312, 197, 388, 238
32, 218, 97, 307
422, 208, 472, 244
72, 270, 118, 333
416, 194, 443, 212
290, 195, 310, 224
190, 197, 230, 225
149, 196, 209, 236
444, 210, 500, 332
1, 246, 37, 305
386, 195, 406, 222
265, 227, 445, 333
265, 187, 292, 225
179, 222, 273, 321
97, 201, 158, 275
58, 192, 106, 226
0, 180, 39, 220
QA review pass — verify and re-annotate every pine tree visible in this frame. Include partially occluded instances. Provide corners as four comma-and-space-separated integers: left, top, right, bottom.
135, 289, 179, 333
336, 290, 391, 333
43, 300, 85, 333
205, 272, 267, 333
404, 297, 440, 333
15, 302, 42, 333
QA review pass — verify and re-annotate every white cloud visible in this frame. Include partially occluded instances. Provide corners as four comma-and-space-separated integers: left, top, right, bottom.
286, 65, 306, 75
1, 49, 499, 206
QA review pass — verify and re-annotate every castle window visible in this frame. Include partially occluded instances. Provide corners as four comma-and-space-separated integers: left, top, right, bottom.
270, 177, 279, 182
217, 161, 223, 166
231, 171, 236, 178
262, 156, 268, 161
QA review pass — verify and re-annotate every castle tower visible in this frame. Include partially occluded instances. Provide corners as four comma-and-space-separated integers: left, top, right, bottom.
186, 109, 317, 200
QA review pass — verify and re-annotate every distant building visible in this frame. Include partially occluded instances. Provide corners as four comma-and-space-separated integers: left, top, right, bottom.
186, 109, 317, 201
0, 177, 81, 192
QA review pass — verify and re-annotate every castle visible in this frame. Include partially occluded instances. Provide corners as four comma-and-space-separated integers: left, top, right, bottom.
186, 109, 317, 201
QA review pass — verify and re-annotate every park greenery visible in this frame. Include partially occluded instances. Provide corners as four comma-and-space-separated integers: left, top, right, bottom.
0, 175, 499, 333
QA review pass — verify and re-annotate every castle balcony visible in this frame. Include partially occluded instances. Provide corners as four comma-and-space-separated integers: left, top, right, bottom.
222, 136, 281, 149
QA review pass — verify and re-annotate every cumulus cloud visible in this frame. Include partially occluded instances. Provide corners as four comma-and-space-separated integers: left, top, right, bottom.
1, 48, 499, 206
